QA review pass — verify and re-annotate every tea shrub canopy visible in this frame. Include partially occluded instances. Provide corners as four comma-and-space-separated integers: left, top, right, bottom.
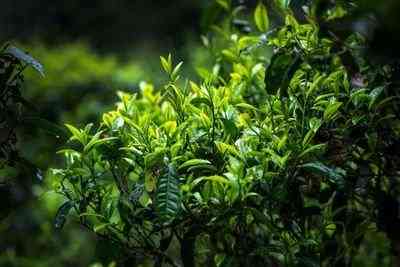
50, 1, 400, 266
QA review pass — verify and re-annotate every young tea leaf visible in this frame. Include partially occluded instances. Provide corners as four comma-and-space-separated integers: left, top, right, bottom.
254, 2, 269, 32
323, 102, 342, 121
160, 55, 172, 74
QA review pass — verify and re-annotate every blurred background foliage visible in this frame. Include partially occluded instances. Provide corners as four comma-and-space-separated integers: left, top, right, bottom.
0, 0, 399, 266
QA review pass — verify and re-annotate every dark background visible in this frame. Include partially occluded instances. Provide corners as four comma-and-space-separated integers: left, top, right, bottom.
0, 1, 204, 52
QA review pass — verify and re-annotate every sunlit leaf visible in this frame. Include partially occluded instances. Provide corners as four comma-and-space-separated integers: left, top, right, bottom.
160, 54, 172, 74
254, 2, 269, 32
179, 159, 212, 170
323, 102, 342, 121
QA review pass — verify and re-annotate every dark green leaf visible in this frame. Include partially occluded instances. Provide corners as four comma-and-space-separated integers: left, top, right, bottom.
6, 46, 44, 76
265, 52, 302, 96
156, 164, 181, 222
54, 201, 74, 230
300, 162, 345, 189
191, 97, 212, 107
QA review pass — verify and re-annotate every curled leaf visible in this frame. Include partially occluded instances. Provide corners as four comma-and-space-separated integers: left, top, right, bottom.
6, 46, 45, 76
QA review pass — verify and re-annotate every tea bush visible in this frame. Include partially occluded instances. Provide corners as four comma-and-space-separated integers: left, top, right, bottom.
51, 1, 400, 266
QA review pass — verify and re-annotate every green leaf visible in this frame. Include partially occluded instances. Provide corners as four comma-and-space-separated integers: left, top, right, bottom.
266, 148, 291, 168
179, 159, 212, 170
145, 172, 156, 192
221, 49, 237, 62
6, 46, 45, 76
300, 162, 345, 189
160, 54, 172, 74
196, 67, 213, 80
302, 118, 322, 147
139, 191, 152, 207
54, 201, 74, 230
276, 0, 291, 9
254, 2, 269, 32
191, 97, 212, 107
192, 175, 230, 187
298, 144, 327, 159
323, 102, 342, 121
306, 74, 325, 98
215, 141, 241, 159
302, 129, 316, 147
236, 103, 259, 112
251, 63, 264, 78
222, 118, 240, 140
94, 223, 110, 233
368, 86, 384, 110
156, 164, 181, 222
171, 61, 183, 81
216, 0, 230, 11
84, 134, 117, 153
325, 223, 336, 237
65, 124, 84, 144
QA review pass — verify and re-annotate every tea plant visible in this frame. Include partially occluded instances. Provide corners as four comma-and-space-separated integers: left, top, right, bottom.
52, 1, 400, 266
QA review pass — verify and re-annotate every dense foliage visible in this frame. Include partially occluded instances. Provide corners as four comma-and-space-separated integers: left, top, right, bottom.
2, 0, 399, 266
52, 1, 400, 266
